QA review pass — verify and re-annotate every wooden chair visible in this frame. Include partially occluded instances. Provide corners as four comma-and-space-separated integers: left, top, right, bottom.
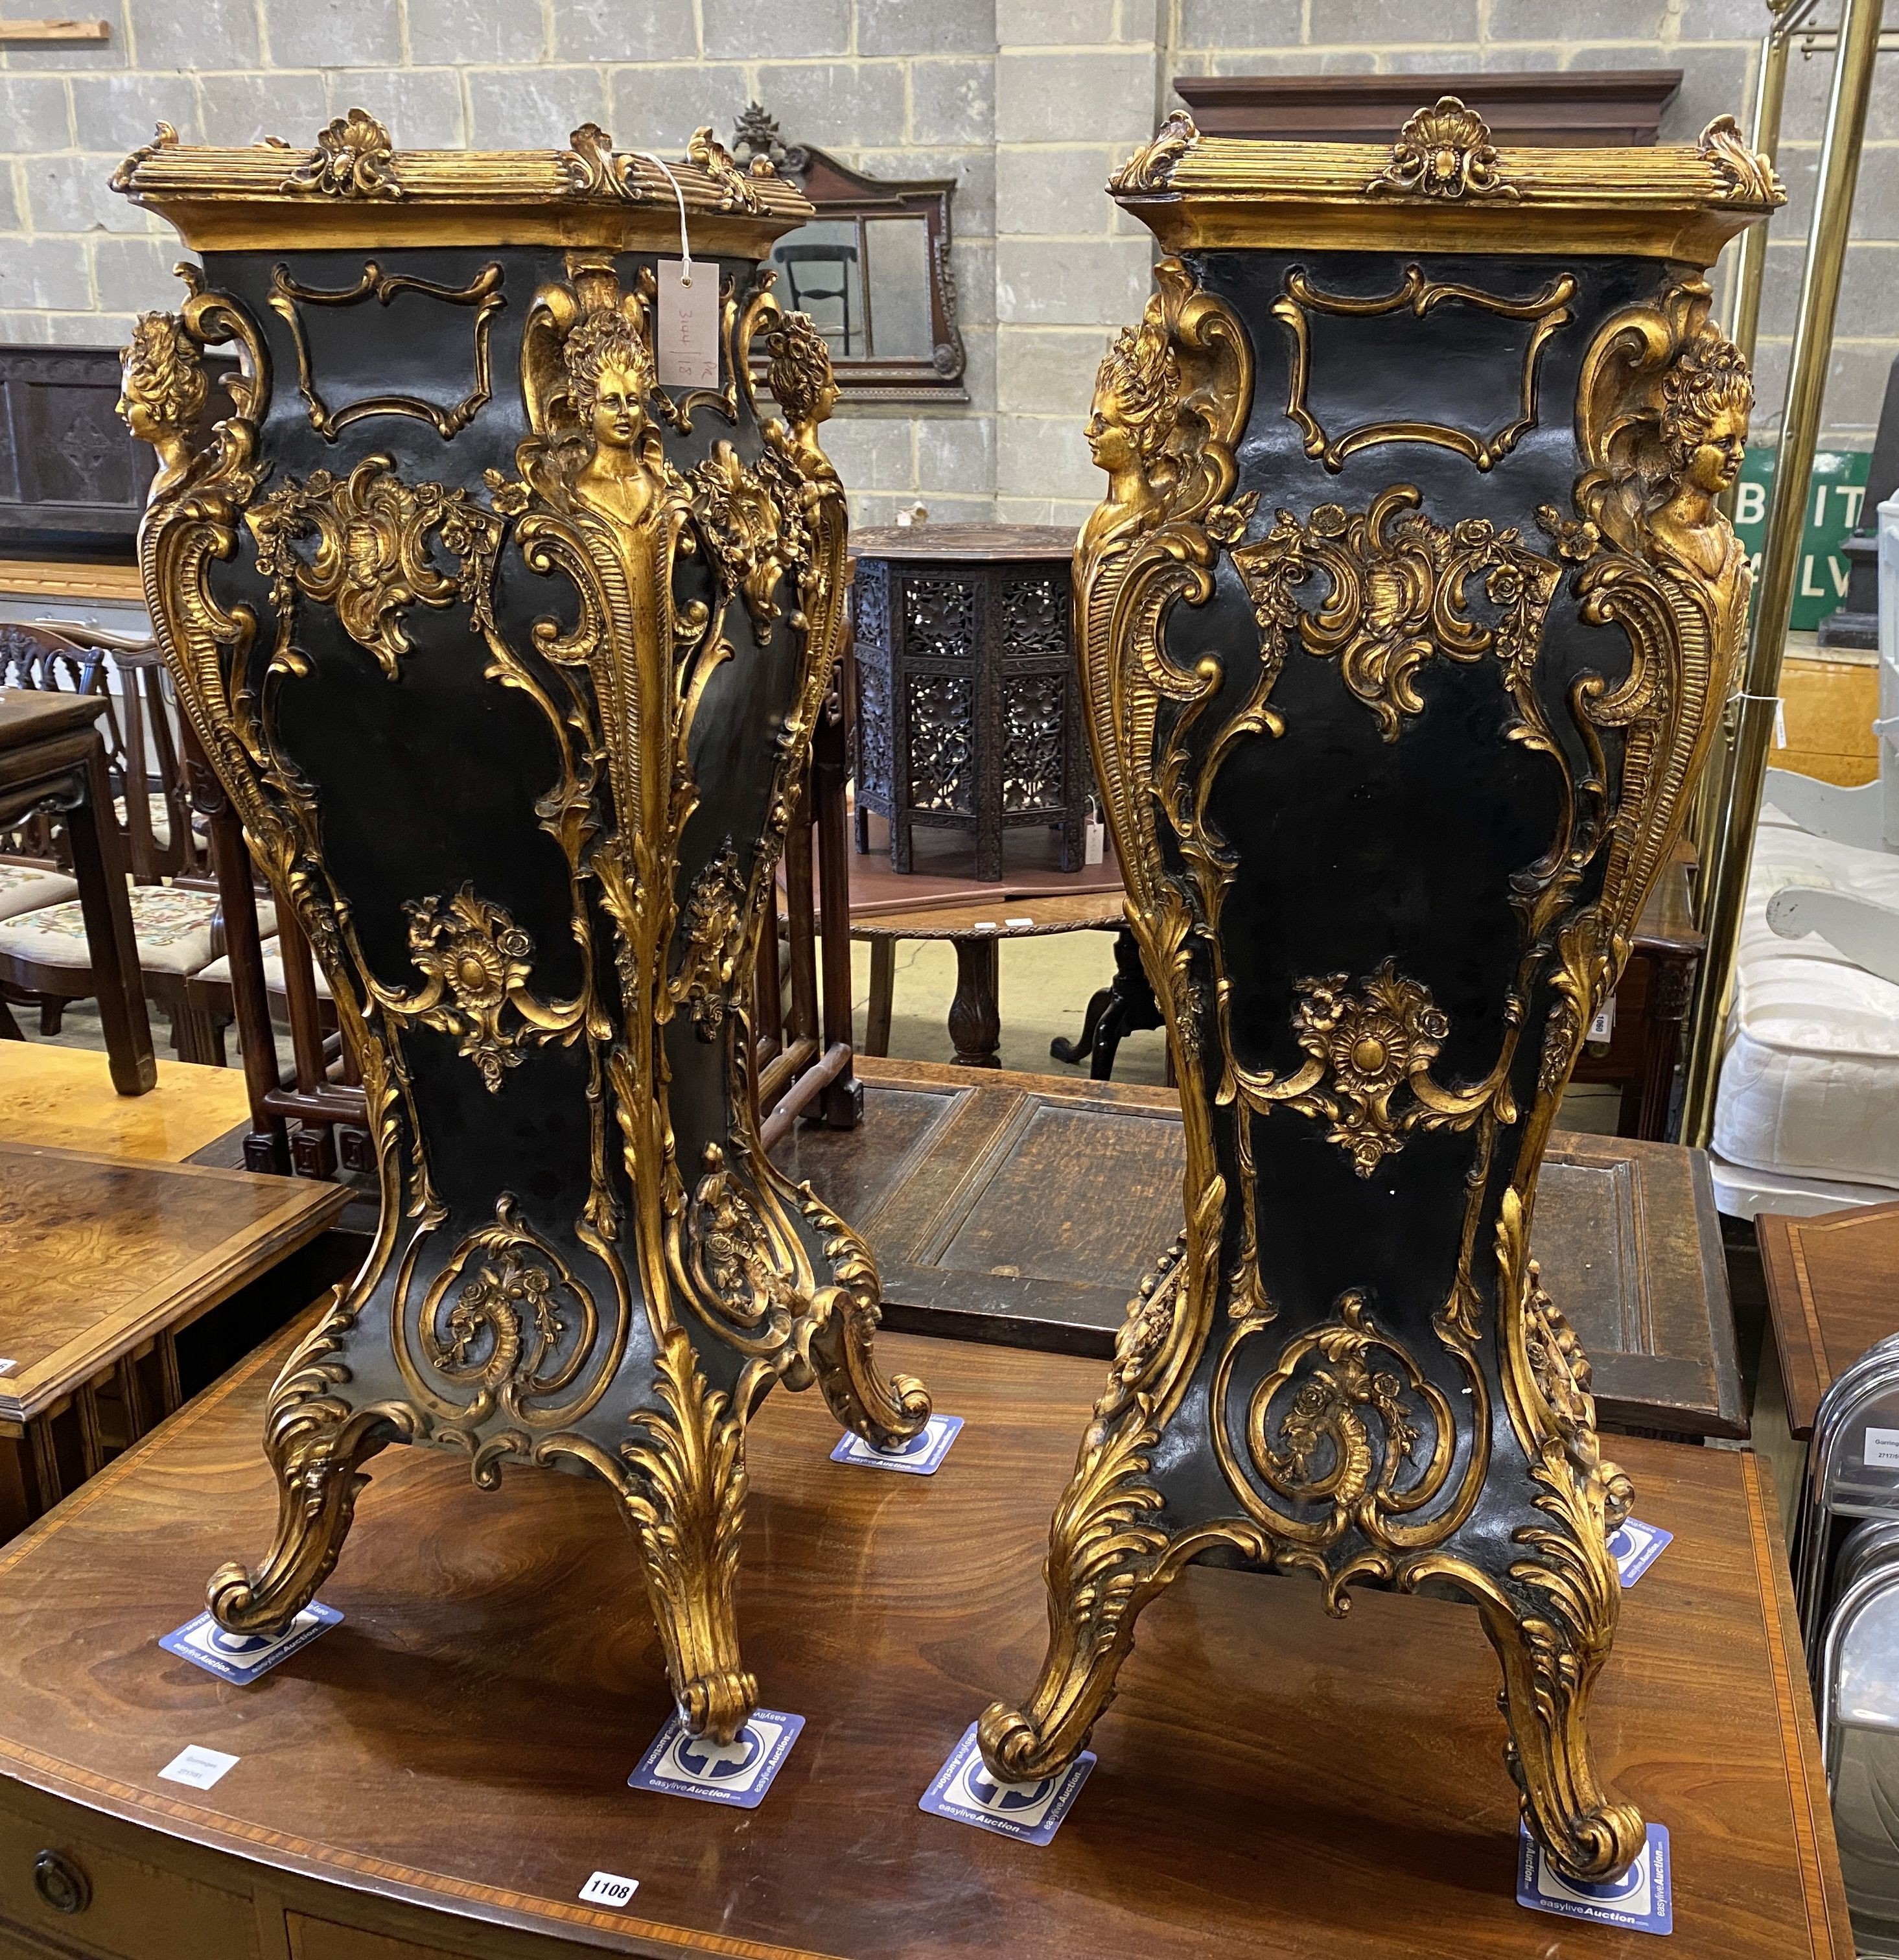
0, 622, 203, 886
101, 636, 205, 883
0, 623, 104, 867
0, 871, 273, 1058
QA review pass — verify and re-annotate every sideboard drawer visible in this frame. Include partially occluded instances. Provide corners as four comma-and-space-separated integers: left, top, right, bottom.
288, 1913, 468, 1959
0, 1803, 257, 1959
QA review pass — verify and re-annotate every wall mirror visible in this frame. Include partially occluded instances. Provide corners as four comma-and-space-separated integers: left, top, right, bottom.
732, 105, 966, 402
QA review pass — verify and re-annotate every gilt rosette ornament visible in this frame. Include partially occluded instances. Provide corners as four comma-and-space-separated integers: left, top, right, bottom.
114, 115, 928, 1745
981, 102, 1781, 1883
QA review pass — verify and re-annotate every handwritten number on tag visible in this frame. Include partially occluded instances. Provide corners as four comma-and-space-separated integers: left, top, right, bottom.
657, 260, 719, 390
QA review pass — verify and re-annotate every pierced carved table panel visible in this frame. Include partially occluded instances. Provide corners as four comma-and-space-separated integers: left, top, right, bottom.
852, 523, 1091, 881
115, 113, 929, 1747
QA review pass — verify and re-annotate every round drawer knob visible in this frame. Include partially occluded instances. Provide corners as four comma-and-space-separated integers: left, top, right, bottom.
32, 1849, 91, 1914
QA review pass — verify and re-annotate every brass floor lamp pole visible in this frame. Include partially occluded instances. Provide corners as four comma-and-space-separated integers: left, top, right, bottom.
1679, 0, 1887, 1146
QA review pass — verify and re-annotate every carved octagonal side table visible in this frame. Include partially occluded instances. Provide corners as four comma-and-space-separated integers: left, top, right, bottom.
115, 111, 929, 1744
851, 523, 1090, 880
979, 100, 1782, 1882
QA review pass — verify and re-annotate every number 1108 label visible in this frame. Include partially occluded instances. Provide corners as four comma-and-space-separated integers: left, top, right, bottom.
579, 1870, 639, 1908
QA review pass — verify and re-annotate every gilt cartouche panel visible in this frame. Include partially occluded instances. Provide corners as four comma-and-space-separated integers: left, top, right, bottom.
115, 113, 929, 1744
982, 99, 1778, 1883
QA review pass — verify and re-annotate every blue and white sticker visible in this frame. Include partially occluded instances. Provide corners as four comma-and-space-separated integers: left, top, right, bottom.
1518, 1821, 1672, 1935
918, 1722, 1095, 1846
831, 1413, 963, 1476
1610, 1517, 1673, 1588
627, 1707, 804, 1809
159, 1602, 342, 1684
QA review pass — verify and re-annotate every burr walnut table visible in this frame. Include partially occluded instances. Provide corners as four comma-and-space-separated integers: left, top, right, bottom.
1760, 1200, 1899, 1440
0, 1322, 1845, 1958
774, 1058, 1745, 1439
0, 1141, 347, 1539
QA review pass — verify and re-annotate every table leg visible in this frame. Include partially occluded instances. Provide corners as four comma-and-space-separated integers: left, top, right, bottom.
866, 939, 894, 1058
26, 1420, 63, 1522
1634, 948, 1697, 1142
949, 935, 1001, 1069
0, 994, 23, 1041
68, 736, 156, 1095
116, 1351, 152, 1444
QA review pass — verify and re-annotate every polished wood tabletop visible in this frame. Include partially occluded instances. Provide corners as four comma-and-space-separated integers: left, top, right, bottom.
850, 522, 1078, 562
849, 887, 1124, 940
1760, 1200, 1899, 1439
0, 1040, 251, 1164
0, 1140, 346, 1427
0, 1322, 1844, 1958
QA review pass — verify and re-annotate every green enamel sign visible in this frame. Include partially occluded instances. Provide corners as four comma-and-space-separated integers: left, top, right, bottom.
1732, 448, 1872, 633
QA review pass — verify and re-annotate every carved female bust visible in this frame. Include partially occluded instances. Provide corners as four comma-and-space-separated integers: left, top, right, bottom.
117, 310, 206, 495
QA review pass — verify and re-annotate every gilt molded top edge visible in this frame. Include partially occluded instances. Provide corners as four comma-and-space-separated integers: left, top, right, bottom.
1110, 102, 1785, 256
111, 113, 815, 250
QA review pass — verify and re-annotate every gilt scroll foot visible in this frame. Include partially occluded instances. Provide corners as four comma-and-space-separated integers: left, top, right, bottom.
574, 1335, 761, 1745
1471, 1578, 1646, 1884
976, 1482, 1220, 1783
207, 1397, 411, 1637
617, 1472, 758, 1745
975, 1550, 1178, 1784
807, 1283, 931, 1453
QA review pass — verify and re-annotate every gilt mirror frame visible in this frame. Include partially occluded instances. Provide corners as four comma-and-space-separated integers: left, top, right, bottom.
732, 104, 968, 403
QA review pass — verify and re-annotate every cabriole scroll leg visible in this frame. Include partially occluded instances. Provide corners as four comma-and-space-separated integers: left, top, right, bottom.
806, 1282, 931, 1453
569, 1351, 760, 1745
207, 1397, 412, 1636
1467, 1576, 1646, 1884
976, 1534, 1202, 1784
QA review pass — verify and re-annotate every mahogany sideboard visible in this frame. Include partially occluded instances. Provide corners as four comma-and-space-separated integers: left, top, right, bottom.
0, 1324, 1849, 1958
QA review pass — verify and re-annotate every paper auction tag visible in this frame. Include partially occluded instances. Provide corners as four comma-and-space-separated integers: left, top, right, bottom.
1518, 1821, 1672, 1935
832, 1413, 963, 1476
1588, 998, 1616, 1042
657, 259, 719, 390
627, 1707, 803, 1809
0, 1359, 13, 1374
1865, 1426, 1899, 1469
159, 1744, 239, 1791
919, 1723, 1095, 1845
159, 1601, 341, 1683
578, 1870, 640, 1908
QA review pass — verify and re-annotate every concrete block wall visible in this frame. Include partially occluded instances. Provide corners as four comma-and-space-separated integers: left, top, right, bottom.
1, 1, 1891, 528
0, 0, 999, 527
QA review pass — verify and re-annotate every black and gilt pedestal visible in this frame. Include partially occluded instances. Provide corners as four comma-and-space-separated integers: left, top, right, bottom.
117, 113, 929, 1744
979, 101, 1781, 1882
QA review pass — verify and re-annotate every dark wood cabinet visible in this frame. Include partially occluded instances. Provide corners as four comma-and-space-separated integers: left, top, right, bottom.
852, 524, 1089, 880
0, 347, 227, 559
